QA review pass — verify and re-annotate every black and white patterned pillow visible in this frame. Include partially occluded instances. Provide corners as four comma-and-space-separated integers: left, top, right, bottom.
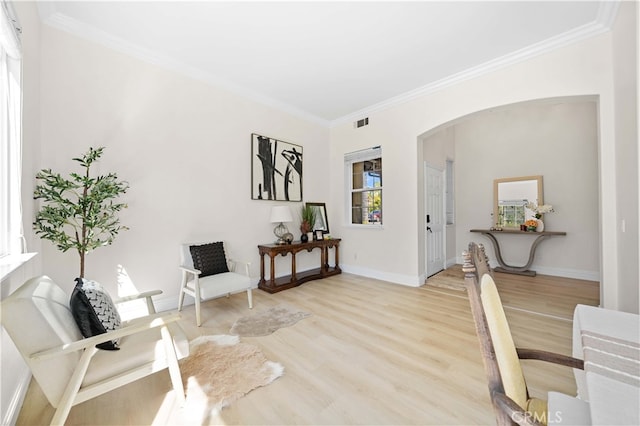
70, 278, 121, 350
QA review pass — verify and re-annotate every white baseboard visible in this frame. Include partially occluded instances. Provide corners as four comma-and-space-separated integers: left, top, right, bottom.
339, 264, 422, 287
454, 256, 599, 281
2, 369, 31, 426
153, 267, 426, 313
522, 265, 599, 281
125, 283, 260, 316
144, 262, 597, 317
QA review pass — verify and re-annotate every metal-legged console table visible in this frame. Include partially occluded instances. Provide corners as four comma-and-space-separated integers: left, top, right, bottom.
470, 229, 566, 276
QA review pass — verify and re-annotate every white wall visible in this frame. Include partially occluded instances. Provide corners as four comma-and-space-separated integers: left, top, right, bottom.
330, 33, 619, 299
422, 99, 599, 280
4, 7, 637, 424
36, 25, 330, 308
611, 1, 639, 314
453, 99, 599, 278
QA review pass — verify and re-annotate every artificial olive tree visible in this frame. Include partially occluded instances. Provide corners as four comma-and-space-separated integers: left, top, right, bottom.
33, 147, 129, 278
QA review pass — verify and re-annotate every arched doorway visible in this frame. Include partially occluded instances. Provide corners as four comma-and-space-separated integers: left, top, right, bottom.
418, 96, 600, 284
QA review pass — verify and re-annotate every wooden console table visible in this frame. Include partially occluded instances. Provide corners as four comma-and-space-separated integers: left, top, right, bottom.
258, 239, 341, 293
470, 229, 566, 276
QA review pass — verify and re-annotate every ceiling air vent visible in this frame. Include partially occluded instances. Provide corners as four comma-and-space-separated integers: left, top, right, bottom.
354, 117, 369, 128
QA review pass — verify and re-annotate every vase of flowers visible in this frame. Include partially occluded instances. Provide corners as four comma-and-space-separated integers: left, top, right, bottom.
525, 201, 554, 232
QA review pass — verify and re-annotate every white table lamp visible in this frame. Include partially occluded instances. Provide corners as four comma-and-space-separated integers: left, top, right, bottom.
270, 206, 293, 245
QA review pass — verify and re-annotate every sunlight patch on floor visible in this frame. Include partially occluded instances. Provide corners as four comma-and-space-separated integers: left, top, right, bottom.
154, 376, 230, 425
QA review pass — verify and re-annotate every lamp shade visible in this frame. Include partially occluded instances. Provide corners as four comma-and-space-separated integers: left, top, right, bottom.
270, 206, 293, 223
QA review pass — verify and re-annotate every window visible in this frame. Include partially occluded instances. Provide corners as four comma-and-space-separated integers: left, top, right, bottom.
345, 147, 382, 225
497, 199, 526, 227
1, 1, 22, 258
445, 159, 454, 225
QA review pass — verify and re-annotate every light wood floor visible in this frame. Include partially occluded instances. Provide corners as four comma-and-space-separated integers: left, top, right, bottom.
17, 270, 599, 425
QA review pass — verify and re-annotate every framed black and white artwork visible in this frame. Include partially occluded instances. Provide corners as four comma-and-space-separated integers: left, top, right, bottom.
251, 133, 303, 201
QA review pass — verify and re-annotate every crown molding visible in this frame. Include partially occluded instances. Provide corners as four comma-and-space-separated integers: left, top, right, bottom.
36, 1, 619, 130
596, 0, 621, 29
39, 11, 331, 127
330, 1, 621, 127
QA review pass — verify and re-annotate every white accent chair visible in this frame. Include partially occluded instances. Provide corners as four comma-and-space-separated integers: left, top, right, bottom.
0, 275, 188, 426
178, 242, 253, 327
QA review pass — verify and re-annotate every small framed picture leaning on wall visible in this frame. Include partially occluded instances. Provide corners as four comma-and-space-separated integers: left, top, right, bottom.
314, 230, 324, 241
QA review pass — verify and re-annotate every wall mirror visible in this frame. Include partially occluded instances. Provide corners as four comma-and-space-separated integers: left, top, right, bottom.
306, 202, 329, 234
493, 175, 543, 228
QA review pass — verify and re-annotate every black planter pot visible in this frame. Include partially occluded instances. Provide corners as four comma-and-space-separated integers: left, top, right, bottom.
300, 233, 308, 243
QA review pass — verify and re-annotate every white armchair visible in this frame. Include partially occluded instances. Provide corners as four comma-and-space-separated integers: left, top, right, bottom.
0, 275, 188, 426
178, 242, 253, 327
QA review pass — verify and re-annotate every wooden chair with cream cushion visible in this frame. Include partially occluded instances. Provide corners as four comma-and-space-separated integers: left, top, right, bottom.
0, 275, 188, 426
463, 242, 590, 426
178, 241, 253, 327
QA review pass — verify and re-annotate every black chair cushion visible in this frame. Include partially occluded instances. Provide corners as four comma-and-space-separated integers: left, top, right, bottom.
190, 242, 229, 278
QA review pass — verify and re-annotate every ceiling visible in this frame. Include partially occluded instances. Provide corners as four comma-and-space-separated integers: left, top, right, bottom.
36, 1, 617, 126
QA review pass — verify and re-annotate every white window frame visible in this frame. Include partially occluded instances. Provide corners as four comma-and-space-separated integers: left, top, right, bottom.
344, 146, 382, 227
1, 0, 23, 258
445, 159, 454, 225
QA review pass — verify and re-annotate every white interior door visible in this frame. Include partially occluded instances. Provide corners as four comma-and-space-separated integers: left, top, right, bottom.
425, 164, 445, 278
